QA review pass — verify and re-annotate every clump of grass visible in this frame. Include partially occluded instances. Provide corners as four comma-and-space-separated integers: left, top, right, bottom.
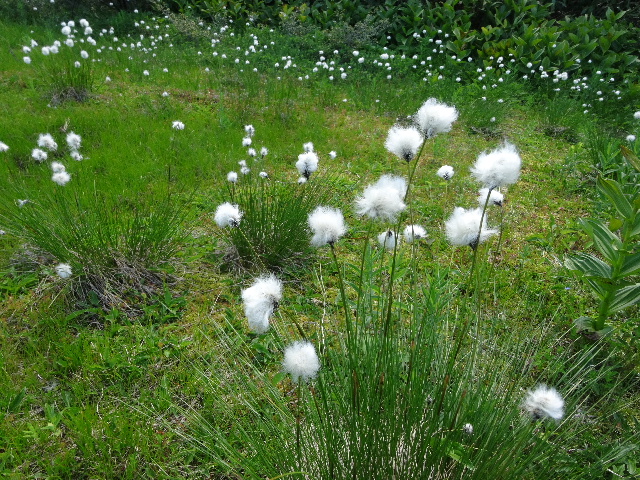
0, 183, 190, 315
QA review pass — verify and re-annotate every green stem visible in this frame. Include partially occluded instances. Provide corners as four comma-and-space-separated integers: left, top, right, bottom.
330, 243, 352, 336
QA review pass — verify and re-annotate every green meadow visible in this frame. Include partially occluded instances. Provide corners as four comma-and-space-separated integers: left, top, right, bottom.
1, 2, 639, 478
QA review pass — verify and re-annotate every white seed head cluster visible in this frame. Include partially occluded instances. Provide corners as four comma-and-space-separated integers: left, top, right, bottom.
282, 341, 320, 382
523, 385, 564, 421
214, 202, 242, 227
355, 175, 407, 222
385, 125, 423, 162
414, 98, 459, 138
445, 207, 497, 249
308, 206, 347, 247
241, 274, 283, 334
470, 142, 521, 189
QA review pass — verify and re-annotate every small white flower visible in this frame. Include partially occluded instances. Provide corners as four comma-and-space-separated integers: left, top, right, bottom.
414, 98, 458, 138
0, 141, 8, 152
303, 141, 314, 153
329, 151, 337, 159
355, 175, 407, 222
523, 385, 564, 420
627, 135, 636, 142
70, 151, 83, 161
260, 146, 268, 157
259, 171, 268, 178
478, 188, 504, 207
385, 126, 424, 162
403, 224, 426, 243
227, 171, 238, 183
32, 148, 48, 162
377, 230, 399, 250
143, 70, 150, 76
437, 165, 454, 180
296, 151, 319, 179
42, 46, 51, 55
298, 177, 307, 184
240, 166, 250, 175
52, 170, 71, 186
17, 199, 29, 207
634, 111, 640, 120
247, 148, 257, 157
80, 50, 89, 59
74, 61, 81, 68
463, 423, 473, 434
66, 132, 81, 151
38, 133, 58, 151
445, 207, 498, 249
51, 161, 66, 173
244, 124, 255, 137
470, 142, 521, 189
172, 120, 185, 130
242, 274, 283, 334
65, 38, 74, 47
214, 202, 242, 227
61, 26, 71, 35
283, 341, 320, 382
242, 137, 252, 147
105, 76, 111, 82
55, 263, 72, 279
308, 206, 347, 247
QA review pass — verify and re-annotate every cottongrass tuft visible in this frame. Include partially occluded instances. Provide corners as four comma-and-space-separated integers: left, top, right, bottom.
470, 142, 521, 189
32, 148, 48, 162
283, 340, 320, 382
329, 151, 337, 159
355, 175, 407, 222
242, 137, 252, 147
241, 274, 283, 334
478, 188, 504, 207
445, 207, 498, 249
303, 142, 314, 153
51, 162, 66, 174
0, 141, 9, 152
437, 165, 454, 180
414, 98, 459, 138
244, 124, 255, 137
627, 135, 636, 142
296, 151, 319, 180
523, 384, 564, 420
172, 120, 185, 130
260, 146, 268, 157
385, 126, 424, 162
403, 224, 427, 243
52, 170, 71, 186
308, 206, 347, 247
66, 132, 81, 151
214, 202, 242, 227
38, 134, 59, 151
227, 171, 238, 183
55, 263, 72, 279
377, 230, 399, 250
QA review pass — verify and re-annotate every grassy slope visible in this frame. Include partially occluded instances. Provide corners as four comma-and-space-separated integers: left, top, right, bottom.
0, 17, 636, 479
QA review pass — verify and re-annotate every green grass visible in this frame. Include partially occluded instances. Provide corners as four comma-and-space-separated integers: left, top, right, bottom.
0, 13, 639, 479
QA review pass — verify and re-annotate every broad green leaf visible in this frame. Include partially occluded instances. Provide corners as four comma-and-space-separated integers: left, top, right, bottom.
579, 219, 621, 263
565, 252, 612, 279
609, 283, 640, 313
7, 388, 27, 413
573, 316, 595, 333
621, 145, 640, 173
597, 177, 633, 220
620, 252, 640, 277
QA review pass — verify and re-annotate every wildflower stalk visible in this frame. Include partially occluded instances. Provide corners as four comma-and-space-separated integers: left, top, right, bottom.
355, 222, 374, 322
467, 187, 493, 289
330, 243, 351, 333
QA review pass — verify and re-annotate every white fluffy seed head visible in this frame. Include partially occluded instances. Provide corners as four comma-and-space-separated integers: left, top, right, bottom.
403, 224, 427, 243
51, 162, 66, 173
37, 133, 58, 151
0, 141, 9, 152
377, 230, 399, 250
445, 207, 498, 249
214, 202, 242, 227
66, 132, 81, 151
308, 206, 347, 247
296, 151, 319, 179
478, 188, 504, 207
55, 263, 72, 278
52, 171, 71, 186
172, 120, 185, 130
470, 142, 521, 189
385, 125, 424, 161
523, 385, 564, 420
414, 98, 459, 138
283, 341, 320, 382
32, 148, 48, 162
355, 175, 407, 222
241, 274, 283, 334
437, 165, 454, 180
227, 171, 238, 183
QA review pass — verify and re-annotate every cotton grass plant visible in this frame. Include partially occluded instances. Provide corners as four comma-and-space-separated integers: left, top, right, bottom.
156, 99, 638, 478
